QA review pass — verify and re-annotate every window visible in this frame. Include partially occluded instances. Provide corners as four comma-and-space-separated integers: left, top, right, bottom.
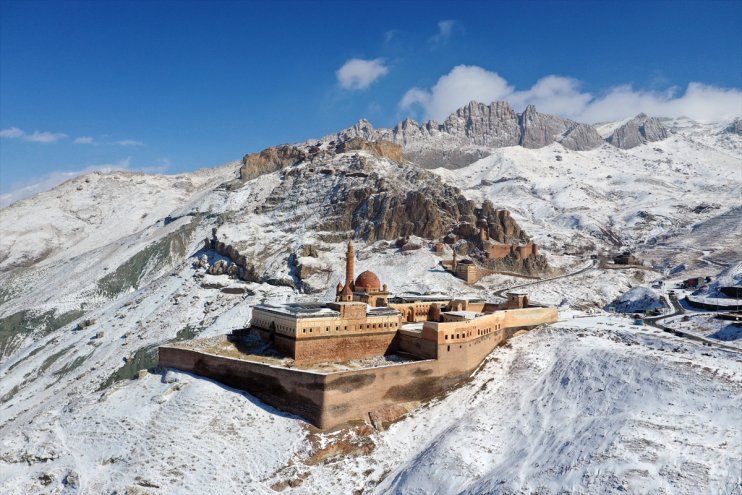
447, 345, 450, 352
445, 335, 448, 340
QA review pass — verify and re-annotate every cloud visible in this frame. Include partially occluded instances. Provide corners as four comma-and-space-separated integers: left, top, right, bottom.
400, 65, 742, 123
383, 30, 398, 44
0, 127, 24, 139
401, 65, 512, 121
74, 136, 95, 144
0, 127, 67, 143
429, 20, 459, 48
336, 58, 389, 90
114, 139, 144, 146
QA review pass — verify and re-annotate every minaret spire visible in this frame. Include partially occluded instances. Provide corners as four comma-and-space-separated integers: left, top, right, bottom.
345, 239, 355, 289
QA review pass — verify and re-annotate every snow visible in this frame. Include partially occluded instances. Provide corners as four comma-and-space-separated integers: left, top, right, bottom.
0, 116, 741, 494
605, 286, 667, 314
291, 319, 742, 494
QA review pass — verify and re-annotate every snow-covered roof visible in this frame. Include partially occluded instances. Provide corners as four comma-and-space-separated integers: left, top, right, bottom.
254, 303, 340, 318
444, 310, 482, 319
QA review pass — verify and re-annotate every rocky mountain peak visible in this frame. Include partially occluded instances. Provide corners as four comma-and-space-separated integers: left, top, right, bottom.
607, 113, 670, 149
319, 101, 672, 168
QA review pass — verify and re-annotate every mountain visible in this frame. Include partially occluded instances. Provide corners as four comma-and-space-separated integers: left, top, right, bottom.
319, 100, 667, 167
0, 109, 740, 494
607, 113, 671, 149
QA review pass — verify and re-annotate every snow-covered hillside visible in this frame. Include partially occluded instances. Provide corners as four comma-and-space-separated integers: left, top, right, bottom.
0, 111, 740, 494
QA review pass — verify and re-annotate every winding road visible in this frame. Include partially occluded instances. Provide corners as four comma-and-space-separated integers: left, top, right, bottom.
491, 259, 598, 300
644, 293, 741, 352
490, 258, 741, 353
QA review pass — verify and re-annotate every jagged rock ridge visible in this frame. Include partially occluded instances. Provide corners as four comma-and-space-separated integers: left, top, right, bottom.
607, 113, 671, 149
325, 101, 608, 167
317, 101, 673, 168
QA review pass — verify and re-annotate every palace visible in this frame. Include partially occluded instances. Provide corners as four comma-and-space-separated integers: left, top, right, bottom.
159, 240, 558, 429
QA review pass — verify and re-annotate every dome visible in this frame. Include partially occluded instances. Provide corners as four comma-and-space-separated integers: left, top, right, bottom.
354, 270, 382, 291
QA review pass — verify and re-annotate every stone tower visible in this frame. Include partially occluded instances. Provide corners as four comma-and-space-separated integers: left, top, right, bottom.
345, 239, 355, 290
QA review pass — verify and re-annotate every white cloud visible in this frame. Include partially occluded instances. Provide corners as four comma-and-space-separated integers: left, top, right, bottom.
336, 58, 389, 90
74, 136, 95, 144
429, 20, 458, 48
0, 127, 24, 139
400, 65, 742, 123
401, 65, 512, 121
0, 127, 67, 143
114, 139, 144, 146
578, 82, 742, 123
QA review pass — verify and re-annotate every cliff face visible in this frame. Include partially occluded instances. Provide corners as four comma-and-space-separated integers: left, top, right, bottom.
320, 100, 624, 169
259, 152, 479, 242
236, 141, 531, 245
518, 105, 604, 150
607, 113, 670, 149
334, 138, 405, 162
239, 145, 307, 181
241, 102, 674, 175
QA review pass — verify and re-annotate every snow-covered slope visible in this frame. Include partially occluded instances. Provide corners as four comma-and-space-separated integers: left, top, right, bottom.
0, 115, 741, 494
432, 131, 741, 263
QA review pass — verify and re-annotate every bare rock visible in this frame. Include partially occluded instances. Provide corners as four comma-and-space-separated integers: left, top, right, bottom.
335, 138, 405, 162
63, 470, 80, 489
519, 104, 603, 150
608, 113, 670, 149
239, 145, 307, 181
725, 117, 742, 135
300, 244, 319, 257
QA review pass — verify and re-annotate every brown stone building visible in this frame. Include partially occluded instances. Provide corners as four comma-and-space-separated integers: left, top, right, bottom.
160, 241, 558, 429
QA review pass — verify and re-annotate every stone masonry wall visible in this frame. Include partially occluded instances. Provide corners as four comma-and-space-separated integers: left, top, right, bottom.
159, 307, 558, 429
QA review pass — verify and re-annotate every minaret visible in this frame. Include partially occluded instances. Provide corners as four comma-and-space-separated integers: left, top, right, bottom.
345, 239, 355, 289
452, 250, 457, 271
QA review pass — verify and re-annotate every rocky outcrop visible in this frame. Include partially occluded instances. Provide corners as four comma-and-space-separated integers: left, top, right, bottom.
257, 152, 538, 244
239, 145, 307, 181
518, 105, 604, 150
334, 138, 405, 162
725, 118, 742, 135
477, 201, 529, 243
322, 101, 607, 170
607, 113, 670, 149
320, 101, 676, 169
442, 101, 521, 148
558, 122, 606, 150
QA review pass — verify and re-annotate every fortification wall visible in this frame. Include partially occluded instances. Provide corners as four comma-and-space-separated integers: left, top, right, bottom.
159, 307, 558, 429
396, 331, 437, 359
292, 331, 398, 365
158, 346, 326, 425
488, 243, 513, 259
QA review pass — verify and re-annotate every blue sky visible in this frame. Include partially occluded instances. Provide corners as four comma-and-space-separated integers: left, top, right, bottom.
1, 0, 741, 205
